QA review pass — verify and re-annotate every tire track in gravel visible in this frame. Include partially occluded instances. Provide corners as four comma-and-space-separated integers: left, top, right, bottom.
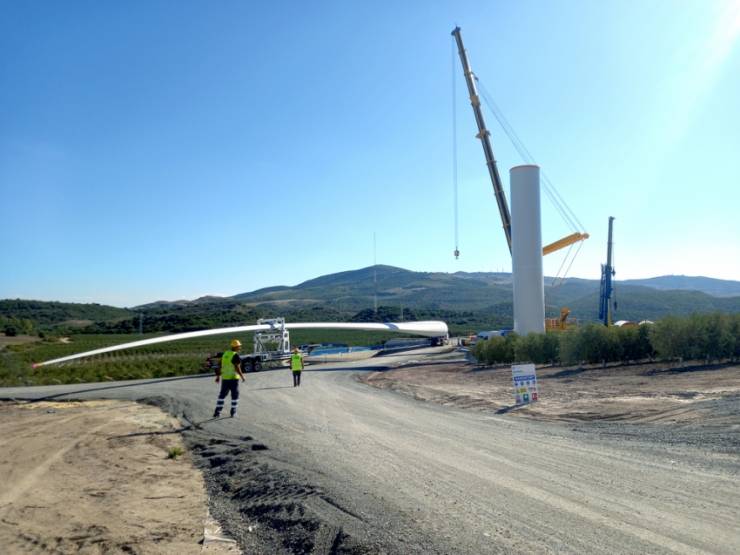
184, 432, 380, 555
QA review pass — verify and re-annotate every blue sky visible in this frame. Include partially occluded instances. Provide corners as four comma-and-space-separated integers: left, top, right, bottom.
1, 0, 739, 307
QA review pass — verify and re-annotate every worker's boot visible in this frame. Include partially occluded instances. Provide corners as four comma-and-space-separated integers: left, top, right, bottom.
230, 409, 237, 418
213, 409, 221, 418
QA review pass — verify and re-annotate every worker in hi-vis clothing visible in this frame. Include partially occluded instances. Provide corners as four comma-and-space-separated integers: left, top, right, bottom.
213, 339, 245, 417
290, 347, 304, 387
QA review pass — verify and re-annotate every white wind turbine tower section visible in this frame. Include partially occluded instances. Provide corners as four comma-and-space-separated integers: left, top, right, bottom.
511, 165, 545, 335
32, 321, 449, 368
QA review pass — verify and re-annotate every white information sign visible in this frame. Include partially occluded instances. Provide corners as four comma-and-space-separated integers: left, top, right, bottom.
512, 363, 539, 405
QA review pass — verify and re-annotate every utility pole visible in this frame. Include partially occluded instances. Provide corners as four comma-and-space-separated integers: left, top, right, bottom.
373, 232, 378, 316
451, 26, 512, 253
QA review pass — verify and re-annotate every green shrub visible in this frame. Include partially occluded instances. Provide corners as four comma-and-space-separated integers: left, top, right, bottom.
472, 335, 515, 365
694, 313, 735, 361
558, 325, 609, 365
650, 316, 696, 360
729, 314, 740, 359
490, 335, 516, 364
473, 337, 491, 364
648, 312, 739, 362
619, 324, 655, 361
514, 332, 559, 364
167, 446, 184, 459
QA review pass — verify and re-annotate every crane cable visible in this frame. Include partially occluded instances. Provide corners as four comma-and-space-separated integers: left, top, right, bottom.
478, 81, 580, 233
452, 37, 460, 259
477, 81, 586, 235
553, 243, 574, 285
553, 239, 584, 287
474, 80, 588, 285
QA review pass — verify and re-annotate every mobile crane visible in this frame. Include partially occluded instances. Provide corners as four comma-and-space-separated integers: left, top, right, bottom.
451, 27, 589, 257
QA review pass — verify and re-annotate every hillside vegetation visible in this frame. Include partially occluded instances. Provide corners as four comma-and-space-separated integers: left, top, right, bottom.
0, 299, 132, 325
2, 266, 739, 338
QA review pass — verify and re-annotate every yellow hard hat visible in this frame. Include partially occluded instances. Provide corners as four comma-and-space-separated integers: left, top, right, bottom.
230, 339, 242, 349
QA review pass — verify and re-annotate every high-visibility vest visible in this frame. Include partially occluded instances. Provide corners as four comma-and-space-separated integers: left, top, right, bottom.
290, 353, 303, 371
221, 350, 238, 380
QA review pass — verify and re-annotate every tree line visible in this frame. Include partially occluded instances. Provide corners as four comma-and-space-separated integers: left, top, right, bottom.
473, 313, 740, 366
3, 300, 501, 337
1, 316, 35, 336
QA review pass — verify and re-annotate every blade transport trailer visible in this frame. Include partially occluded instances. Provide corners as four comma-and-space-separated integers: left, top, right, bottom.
206, 318, 293, 372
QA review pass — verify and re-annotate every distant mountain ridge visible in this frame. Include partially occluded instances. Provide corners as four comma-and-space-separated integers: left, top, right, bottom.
2, 266, 739, 332
232, 265, 740, 312
232, 265, 514, 311
620, 275, 740, 298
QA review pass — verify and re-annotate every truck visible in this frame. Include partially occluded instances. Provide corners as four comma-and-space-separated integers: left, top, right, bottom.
203, 318, 295, 373
476, 329, 513, 341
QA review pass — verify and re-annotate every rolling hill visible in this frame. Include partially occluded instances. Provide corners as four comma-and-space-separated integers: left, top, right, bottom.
2, 266, 739, 333
621, 275, 740, 297
233, 265, 740, 321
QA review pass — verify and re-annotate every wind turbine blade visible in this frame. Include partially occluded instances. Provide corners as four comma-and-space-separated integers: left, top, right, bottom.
32, 324, 272, 368
32, 321, 449, 367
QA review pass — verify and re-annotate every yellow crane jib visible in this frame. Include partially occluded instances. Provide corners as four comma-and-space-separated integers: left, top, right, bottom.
542, 232, 590, 256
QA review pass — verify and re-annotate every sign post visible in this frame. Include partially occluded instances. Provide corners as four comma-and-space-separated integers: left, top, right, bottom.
512, 363, 539, 404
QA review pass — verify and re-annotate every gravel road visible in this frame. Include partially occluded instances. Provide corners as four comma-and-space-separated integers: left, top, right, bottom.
2, 348, 738, 554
